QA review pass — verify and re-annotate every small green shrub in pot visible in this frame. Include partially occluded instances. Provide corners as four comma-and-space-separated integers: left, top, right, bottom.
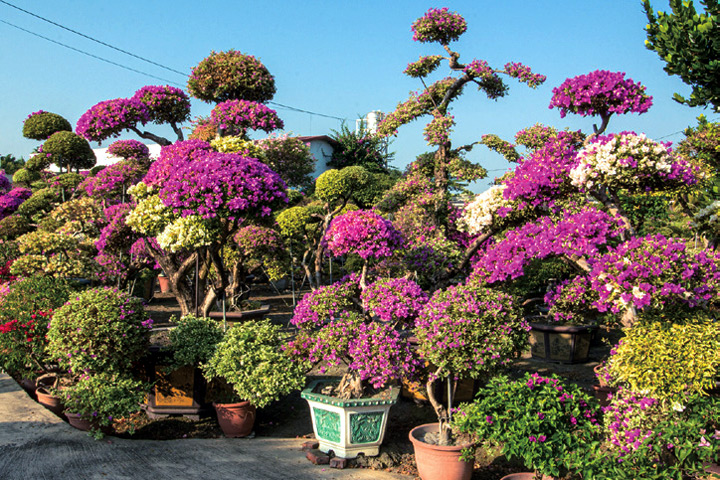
453, 373, 601, 478
202, 318, 305, 408
62, 372, 149, 439
166, 314, 224, 371
607, 309, 720, 405
46, 287, 153, 374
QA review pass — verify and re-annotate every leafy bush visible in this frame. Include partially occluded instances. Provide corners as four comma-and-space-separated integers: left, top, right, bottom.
167, 315, 224, 370
22, 111, 71, 140
188, 50, 276, 104
203, 319, 305, 408
46, 287, 153, 374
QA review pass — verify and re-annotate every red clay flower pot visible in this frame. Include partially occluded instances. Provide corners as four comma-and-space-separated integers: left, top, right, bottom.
409, 423, 473, 480
36, 387, 66, 419
213, 401, 256, 438
157, 275, 170, 293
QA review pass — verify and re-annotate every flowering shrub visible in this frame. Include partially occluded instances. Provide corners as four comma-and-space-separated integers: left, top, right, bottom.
411, 7, 467, 44
360, 277, 427, 324
0, 187, 32, 220
588, 235, 720, 314
233, 224, 286, 281
590, 390, 720, 479
131, 85, 191, 125
142, 139, 213, 188
607, 313, 720, 403
423, 112, 454, 145
202, 319, 305, 407
549, 70, 653, 119
0, 276, 75, 378
458, 185, 512, 235
504, 62, 547, 89
571, 132, 699, 192
414, 282, 528, 381
106, 139, 150, 160
22, 111, 72, 140
46, 287, 153, 374
289, 276, 359, 329
188, 50, 276, 104
210, 99, 283, 137
404, 55, 443, 78
156, 215, 217, 252
325, 209, 402, 260
255, 134, 315, 189
81, 160, 146, 201
544, 276, 600, 324
63, 372, 148, 438
453, 373, 600, 478
210, 135, 261, 157
76, 97, 150, 143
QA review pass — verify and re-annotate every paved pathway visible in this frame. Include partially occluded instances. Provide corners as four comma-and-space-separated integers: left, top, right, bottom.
0, 373, 407, 480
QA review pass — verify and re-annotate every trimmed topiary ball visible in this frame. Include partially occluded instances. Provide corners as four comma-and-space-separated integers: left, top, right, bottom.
22, 111, 72, 140
188, 50, 276, 104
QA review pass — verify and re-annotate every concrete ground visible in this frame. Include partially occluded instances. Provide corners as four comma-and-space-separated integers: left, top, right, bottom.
0, 373, 408, 480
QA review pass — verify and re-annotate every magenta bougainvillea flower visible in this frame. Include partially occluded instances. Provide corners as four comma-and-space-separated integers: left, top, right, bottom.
210, 99, 283, 137
107, 139, 150, 160
411, 7, 467, 44
325, 210, 403, 260
76, 98, 150, 143
549, 70, 653, 119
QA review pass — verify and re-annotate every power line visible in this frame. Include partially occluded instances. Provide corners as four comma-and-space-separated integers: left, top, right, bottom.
269, 101, 346, 121
0, 19, 185, 87
0, 0, 187, 77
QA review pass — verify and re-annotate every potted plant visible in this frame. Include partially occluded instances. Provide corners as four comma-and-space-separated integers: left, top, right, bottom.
145, 314, 224, 419
410, 281, 529, 480
45, 286, 154, 437
285, 273, 424, 458
453, 373, 601, 479
202, 318, 305, 438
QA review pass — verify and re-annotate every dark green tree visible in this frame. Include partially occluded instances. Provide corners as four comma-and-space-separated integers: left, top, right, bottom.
643, 0, 720, 108
328, 121, 394, 174
0, 154, 25, 175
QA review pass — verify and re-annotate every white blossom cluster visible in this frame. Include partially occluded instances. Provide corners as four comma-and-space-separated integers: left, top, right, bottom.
458, 184, 508, 235
693, 200, 720, 233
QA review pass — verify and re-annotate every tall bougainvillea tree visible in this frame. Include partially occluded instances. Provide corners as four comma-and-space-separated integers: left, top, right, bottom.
126, 140, 287, 316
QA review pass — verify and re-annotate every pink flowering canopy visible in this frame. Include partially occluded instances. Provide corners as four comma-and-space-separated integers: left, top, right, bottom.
143, 139, 214, 188
411, 7, 467, 44
76, 98, 150, 143
361, 277, 428, 324
155, 150, 287, 219
549, 70, 653, 119
107, 139, 150, 160
81, 161, 146, 200
0, 187, 32, 220
210, 99, 284, 137
325, 210, 403, 260
131, 85, 191, 125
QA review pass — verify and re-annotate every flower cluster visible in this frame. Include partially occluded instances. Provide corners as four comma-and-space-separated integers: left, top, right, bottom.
423, 112, 454, 146
76, 97, 150, 143
404, 55, 443, 78
603, 389, 661, 458
360, 277, 428, 324
106, 139, 150, 160
0, 187, 32, 220
81, 160, 146, 200
411, 7, 467, 44
289, 275, 359, 329
571, 132, 699, 192
504, 62, 546, 88
414, 282, 528, 379
255, 134, 315, 189
131, 85, 190, 125
472, 207, 625, 284
156, 215, 217, 253
143, 139, 213, 188
458, 185, 512, 235
210, 99, 283, 137
463, 59, 494, 79
549, 70, 653, 119
544, 276, 599, 324
588, 234, 720, 313
325, 210, 402, 260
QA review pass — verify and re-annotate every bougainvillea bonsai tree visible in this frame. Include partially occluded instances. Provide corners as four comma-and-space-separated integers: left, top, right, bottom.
126, 139, 288, 316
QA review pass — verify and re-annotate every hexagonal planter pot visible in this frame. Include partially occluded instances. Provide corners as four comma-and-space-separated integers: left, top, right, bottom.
300, 379, 399, 458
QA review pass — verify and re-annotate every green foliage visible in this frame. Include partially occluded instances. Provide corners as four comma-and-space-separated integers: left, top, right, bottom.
0, 276, 76, 378
453, 373, 601, 478
24, 154, 51, 172
256, 135, 316, 190
187, 49, 276, 104
16, 188, 59, 222
608, 310, 720, 404
11, 168, 40, 186
52, 173, 85, 195
0, 215, 31, 241
63, 373, 148, 438
202, 318, 306, 408
167, 315, 224, 371
22, 112, 71, 140
46, 287, 152, 374
643, 0, 720, 109
276, 205, 314, 240
42, 131, 96, 172
314, 166, 373, 207
0, 154, 25, 175
328, 122, 394, 174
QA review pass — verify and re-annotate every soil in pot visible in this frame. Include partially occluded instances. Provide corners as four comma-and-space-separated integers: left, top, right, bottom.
213, 401, 256, 438
408, 423, 473, 480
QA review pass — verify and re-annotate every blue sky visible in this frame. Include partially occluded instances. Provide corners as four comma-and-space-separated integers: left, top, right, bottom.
0, 1, 715, 191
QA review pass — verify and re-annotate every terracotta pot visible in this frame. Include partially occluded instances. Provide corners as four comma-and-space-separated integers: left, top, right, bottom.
409, 423, 473, 480
157, 275, 170, 293
500, 474, 554, 480
213, 401, 256, 438
65, 412, 113, 435
36, 387, 66, 419
591, 384, 616, 407
18, 378, 37, 399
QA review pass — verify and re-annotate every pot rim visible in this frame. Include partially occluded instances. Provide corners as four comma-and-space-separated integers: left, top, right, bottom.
408, 423, 473, 451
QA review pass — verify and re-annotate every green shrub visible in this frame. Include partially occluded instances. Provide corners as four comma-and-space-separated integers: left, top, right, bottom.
16, 188, 58, 221
202, 319, 305, 408
167, 315, 224, 371
47, 287, 153, 374
11, 168, 40, 186
22, 112, 71, 140
0, 215, 31, 241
